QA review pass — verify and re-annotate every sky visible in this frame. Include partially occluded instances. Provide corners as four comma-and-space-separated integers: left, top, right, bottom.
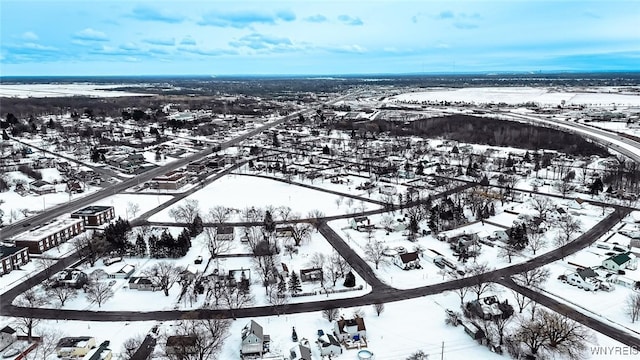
1, 0, 639, 76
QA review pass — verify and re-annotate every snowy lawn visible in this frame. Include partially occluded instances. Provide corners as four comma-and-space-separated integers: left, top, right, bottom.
149, 174, 381, 222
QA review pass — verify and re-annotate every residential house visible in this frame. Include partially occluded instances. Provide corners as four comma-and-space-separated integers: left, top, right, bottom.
460, 320, 485, 341
299, 268, 323, 283
29, 180, 55, 195
333, 316, 366, 342
108, 264, 135, 279
128, 277, 157, 291
317, 334, 342, 357
180, 265, 199, 282
602, 253, 637, 272
565, 268, 600, 291
84, 341, 112, 360
0, 246, 30, 276
216, 226, 234, 242
289, 344, 312, 360
241, 320, 269, 357
466, 295, 514, 320
166, 335, 197, 357
393, 251, 421, 270
56, 337, 96, 358
350, 216, 372, 231
71, 206, 115, 226
275, 226, 294, 238
53, 269, 89, 289
0, 326, 17, 351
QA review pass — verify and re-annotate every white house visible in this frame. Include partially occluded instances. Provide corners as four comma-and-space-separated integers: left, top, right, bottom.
109, 263, 135, 279
565, 268, 600, 291
393, 251, 420, 270
333, 316, 366, 342
241, 320, 269, 357
317, 334, 342, 357
602, 253, 637, 272
289, 344, 312, 360
0, 326, 17, 351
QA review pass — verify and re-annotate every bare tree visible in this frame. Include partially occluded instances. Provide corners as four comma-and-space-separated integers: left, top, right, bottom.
335, 196, 343, 208
527, 231, 547, 255
322, 308, 339, 322
207, 206, 232, 224
86, 281, 114, 307
20, 208, 29, 218
364, 238, 387, 270
406, 350, 429, 360
291, 222, 312, 246
126, 201, 140, 219
169, 199, 201, 223
373, 302, 385, 316
122, 335, 145, 360
467, 262, 495, 300
530, 196, 553, 222
555, 215, 582, 258
165, 318, 231, 360
326, 250, 349, 286
72, 232, 106, 267
498, 245, 519, 263
35, 257, 57, 278
514, 308, 594, 360
203, 227, 231, 260
29, 326, 64, 360
511, 268, 550, 313
448, 271, 471, 306
345, 197, 354, 210
47, 286, 78, 307
380, 215, 394, 232
143, 262, 180, 296
241, 206, 263, 223
13, 289, 50, 340
277, 206, 293, 221
307, 209, 325, 229
219, 285, 254, 311
626, 292, 640, 323
253, 252, 279, 295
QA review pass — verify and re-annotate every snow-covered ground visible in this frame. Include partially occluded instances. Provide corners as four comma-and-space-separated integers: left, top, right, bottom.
149, 174, 381, 222
0, 84, 149, 98
389, 87, 640, 107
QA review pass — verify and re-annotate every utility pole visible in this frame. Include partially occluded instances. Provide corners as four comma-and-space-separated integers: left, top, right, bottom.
441, 341, 444, 360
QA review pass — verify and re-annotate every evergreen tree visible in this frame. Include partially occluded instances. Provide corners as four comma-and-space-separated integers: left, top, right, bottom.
288, 271, 302, 295
416, 162, 424, 175
148, 234, 159, 258
277, 277, 287, 295
590, 177, 604, 195
189, 214, 204, 236
135, 234, 147, 257
272, 132, 280, 147
343, 271, 356, 288
175, 228, 192, 257
264, 211, 276, 233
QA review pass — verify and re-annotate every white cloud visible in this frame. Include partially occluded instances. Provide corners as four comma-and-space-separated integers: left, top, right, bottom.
73, 28, 109, 42
21, 31, 39, 41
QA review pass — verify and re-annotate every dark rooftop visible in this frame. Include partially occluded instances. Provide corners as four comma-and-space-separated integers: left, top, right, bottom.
71, 205, 113, 216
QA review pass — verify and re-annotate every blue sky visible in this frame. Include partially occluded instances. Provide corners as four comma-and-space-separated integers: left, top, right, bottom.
1, 0, 639, 76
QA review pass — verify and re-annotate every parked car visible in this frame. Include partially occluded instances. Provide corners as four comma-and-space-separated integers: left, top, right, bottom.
194, 256, 203, 264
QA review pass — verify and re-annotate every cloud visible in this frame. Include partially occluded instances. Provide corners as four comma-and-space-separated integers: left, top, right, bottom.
2, 42, 60, 63
177, 46, 237, 56
337, 15, 363, 26
304, 14, 327, 23
582, 10, 602, 19
180, 37, 197, 46
329, 44, 367, 54
73, 28, 109, 42
436, 10, 454, 19
128, 6, 185, 23
142, 38, 176, 46
21, 31, 39, 41
453, 22, 478, 30
431, 11, 480, 30
229, 33, 293, 50
198, 10, 296, 28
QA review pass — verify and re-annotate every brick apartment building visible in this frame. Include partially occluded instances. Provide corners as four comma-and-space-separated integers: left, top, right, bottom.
0, 246, 30, 276
71, 205, 115, 226
13, 218, 85, 254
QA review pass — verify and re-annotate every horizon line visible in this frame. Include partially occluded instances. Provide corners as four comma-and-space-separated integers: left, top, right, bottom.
2, 69, 640, 80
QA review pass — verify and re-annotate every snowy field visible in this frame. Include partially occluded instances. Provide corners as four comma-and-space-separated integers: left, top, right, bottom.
149, 174, 381, 222
0, 84, 149, 98
389, 87, 640, 106
87, 193, 174, 221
